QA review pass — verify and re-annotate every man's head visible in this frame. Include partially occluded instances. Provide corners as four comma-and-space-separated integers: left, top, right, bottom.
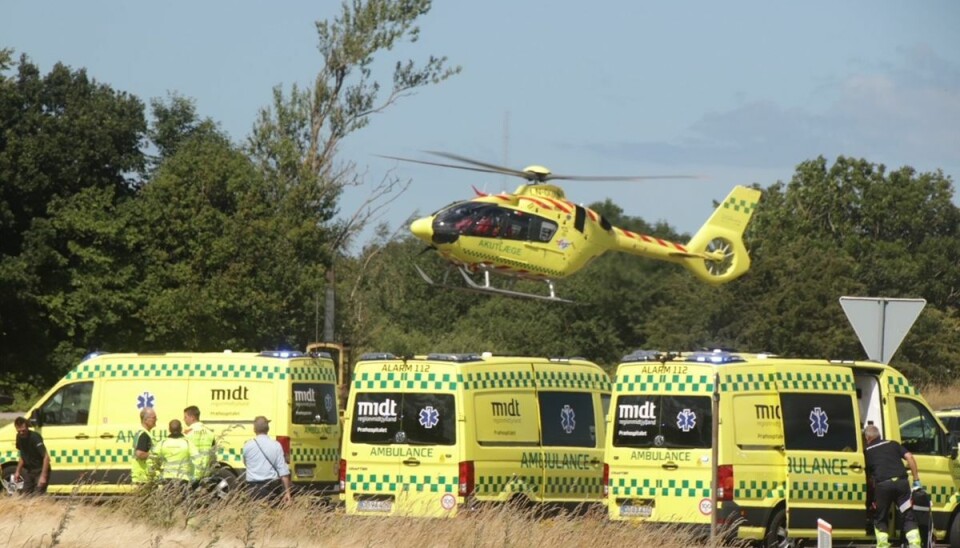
864, 424, 881, 442
183, 405, 200, 425
140, 407, 157, 429
14, 416, 29, 437
253, 416, 270, 435
169, 419, 183, 436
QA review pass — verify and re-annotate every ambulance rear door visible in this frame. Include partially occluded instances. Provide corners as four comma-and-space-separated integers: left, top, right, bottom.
607, 361, 715, 522
777, 365, 866, 539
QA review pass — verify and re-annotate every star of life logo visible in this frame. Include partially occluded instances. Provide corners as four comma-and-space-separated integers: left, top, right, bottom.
419, 406, 440, 429
137, 391, 155, 410
324, 393, 334, 412
809, 407, 829, 437
676, 408, 697, 432
560, 405, 576, 434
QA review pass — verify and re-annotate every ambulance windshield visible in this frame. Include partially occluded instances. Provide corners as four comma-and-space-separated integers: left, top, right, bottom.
612, 395, 712, 449
351, 392, 456, 445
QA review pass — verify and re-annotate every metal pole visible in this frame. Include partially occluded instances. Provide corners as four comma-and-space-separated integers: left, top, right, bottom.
710, 371, 720, 541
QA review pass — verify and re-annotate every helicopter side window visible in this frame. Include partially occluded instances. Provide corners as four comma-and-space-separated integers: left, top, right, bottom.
442, 204, 505, 237
526, 216, 557, 243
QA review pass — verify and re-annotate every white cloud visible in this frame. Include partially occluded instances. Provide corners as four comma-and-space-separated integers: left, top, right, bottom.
590, 45, 960, 174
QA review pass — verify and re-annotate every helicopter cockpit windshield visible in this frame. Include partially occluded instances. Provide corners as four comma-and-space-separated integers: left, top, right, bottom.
433, 203, 557, 244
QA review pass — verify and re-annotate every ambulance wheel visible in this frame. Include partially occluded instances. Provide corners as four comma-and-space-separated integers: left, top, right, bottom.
762, 508, 796, 548
1, 464, 20, 496
948, 512, 960, 548
212, 467, 237, 499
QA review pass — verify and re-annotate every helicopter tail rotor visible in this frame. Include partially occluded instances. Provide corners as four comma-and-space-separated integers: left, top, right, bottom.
681, 185, 762, 285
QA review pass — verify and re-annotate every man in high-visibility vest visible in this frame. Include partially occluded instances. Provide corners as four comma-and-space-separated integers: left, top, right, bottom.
183, 405, 215, 485
131, 407, 157, 485
154, 419, 194, 494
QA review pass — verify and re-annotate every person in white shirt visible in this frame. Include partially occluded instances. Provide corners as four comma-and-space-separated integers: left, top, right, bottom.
241, 416, 292, 505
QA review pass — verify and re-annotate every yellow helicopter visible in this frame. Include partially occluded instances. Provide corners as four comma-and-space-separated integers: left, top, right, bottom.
387, 151, 762, 302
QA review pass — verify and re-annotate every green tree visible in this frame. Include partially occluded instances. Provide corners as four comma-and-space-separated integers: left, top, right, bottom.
247, 0, 460, 346
0, 54, 147, 379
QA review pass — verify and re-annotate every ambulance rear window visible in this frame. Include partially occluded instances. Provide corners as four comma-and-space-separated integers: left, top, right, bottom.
291, 382, 338, 425
612, 395, 712, 449
351, 392, 456, 446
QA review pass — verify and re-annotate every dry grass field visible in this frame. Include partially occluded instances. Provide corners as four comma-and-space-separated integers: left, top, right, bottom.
0, 491, 723, 548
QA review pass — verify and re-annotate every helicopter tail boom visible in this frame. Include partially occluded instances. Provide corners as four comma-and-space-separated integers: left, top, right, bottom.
682, 185, 762, 284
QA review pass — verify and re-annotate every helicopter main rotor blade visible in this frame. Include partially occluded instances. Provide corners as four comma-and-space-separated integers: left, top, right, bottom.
423, 151, 534, 180
547, 174, 700, 182
377, 155, 508, 177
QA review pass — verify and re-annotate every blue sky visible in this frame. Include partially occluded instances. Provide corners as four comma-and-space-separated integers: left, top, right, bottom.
3, 1, 959, 251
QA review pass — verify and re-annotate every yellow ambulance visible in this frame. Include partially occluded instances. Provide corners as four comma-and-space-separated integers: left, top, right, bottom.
340, 352, 611, 517
604, 350, 960, 547
0, 350, 341, 495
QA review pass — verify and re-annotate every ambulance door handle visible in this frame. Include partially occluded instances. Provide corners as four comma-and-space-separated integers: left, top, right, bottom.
848, 463, 863, 473
99, 433, 115, 439
75, 434, 90, 440
402, 458, 421, 467
589, 458, 601, 466
661, 462, 679, 471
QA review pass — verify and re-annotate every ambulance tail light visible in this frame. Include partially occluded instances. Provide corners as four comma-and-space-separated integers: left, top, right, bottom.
717, 464, 734, 501
339, 459, 347, 493
602, 463, 610, 497
276, 436, 291, 461
459, 461, 475, 497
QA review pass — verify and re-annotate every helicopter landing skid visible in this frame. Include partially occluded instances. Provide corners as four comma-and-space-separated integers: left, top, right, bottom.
414, 265, 573, 303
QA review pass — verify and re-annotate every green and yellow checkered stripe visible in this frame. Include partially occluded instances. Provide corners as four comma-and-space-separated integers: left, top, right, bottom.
403, 474, 458, 493
886, 375, 918, 396
65, 362, 288, 381
724, 195, 757, 214
926, 484, 959, 506
292, 447, 339, 462
777, 372, 854, 392
535, 371, 610, 392
790, 481, 865, 502
476, 474, 541, 495
720, 372, 775, 392
737, 480, 785, 500
352, 372, 458, 391
48, 448, 130, 465
719, 371, 855, 393
543, 476, 603, 496
2, 449, 20, 463
462, 370, 535, 390
290, 366, 337, 383
346, 472, 403, 492
615, 374, 714, 394
609, 477, 710, 498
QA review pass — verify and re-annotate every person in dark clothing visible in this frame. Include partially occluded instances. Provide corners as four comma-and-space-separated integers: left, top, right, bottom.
864, 424, 922, 548
14, 416, 51, 495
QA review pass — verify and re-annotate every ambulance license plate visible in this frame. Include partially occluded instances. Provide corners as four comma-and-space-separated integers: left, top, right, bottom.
358, 499, 393, 512
620, 503, 653, 518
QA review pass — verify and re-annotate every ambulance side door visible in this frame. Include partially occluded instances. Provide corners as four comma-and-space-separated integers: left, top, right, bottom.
890, 395, 958, 535
534, 364, 605, 503
32, 379, 99, 489
778, 368, 866, 537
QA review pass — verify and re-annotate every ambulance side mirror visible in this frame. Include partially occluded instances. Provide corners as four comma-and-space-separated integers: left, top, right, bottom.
29, 408, 41, 428
947, 433, 959, 460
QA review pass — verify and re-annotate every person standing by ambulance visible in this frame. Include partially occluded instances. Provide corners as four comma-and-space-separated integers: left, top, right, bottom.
154, 419, 194, 495
13, 416, 50, 495
864, 424, 922, 548
131, 407, 157, 485
242, 416, 292, 505
183, 405, 215, 485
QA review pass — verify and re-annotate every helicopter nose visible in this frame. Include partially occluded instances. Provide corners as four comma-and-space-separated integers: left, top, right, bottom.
410, 217, 434, 242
